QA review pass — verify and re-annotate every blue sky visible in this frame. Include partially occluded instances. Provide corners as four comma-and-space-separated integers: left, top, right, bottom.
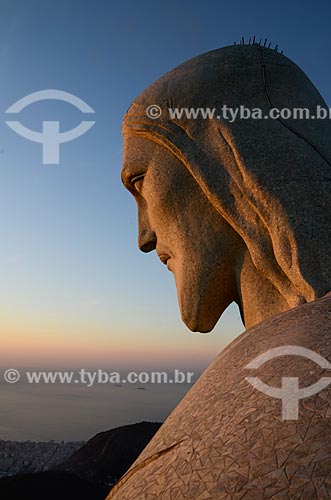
0, 0, 330, 372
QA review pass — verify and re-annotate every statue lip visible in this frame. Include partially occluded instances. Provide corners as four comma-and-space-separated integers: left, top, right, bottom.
157, 247, 173, 271
156, 247, 171, 271
158, 253, 171, 266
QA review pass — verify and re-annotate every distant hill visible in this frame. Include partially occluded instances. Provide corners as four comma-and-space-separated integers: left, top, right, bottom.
53, 421, 162, 489
0, 470, 106, 500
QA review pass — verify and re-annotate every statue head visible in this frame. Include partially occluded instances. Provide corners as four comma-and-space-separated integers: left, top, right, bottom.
121, 44, 331, 333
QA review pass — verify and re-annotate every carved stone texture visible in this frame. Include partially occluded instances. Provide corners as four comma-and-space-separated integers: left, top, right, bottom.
107, 294, 331, 499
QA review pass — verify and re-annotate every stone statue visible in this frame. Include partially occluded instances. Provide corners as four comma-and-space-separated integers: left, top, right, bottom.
107, 44, 331, 499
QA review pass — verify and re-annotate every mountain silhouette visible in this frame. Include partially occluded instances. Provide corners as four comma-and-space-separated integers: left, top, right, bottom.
53, 421, 162, 488
0, 470, 106, 499
0, 421, 162, 498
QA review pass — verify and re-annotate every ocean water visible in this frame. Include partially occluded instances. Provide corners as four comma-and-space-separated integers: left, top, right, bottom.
0, 379, 194, 441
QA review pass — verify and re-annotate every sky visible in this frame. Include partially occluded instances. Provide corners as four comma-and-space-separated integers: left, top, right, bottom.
0, 0, 330, 376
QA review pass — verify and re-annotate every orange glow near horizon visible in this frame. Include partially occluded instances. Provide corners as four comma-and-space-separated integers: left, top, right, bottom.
0, 322, 218, 370
0, 301, 241, 370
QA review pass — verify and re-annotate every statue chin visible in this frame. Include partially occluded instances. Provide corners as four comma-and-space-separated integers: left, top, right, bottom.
181, 313, 216, 334
177, 287, 225, 334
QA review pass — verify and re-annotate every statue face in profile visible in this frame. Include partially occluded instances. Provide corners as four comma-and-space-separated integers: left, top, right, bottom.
122, 136, 244, 332
121, 45, 331, 333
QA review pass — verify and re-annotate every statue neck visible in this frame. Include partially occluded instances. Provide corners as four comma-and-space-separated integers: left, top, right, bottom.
236, 251, 300, 329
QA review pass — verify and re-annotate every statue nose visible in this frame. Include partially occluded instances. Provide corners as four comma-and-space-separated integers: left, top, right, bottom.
139, 229, 157, 253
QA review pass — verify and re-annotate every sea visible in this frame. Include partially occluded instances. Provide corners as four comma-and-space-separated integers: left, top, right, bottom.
0, 377, 195, 442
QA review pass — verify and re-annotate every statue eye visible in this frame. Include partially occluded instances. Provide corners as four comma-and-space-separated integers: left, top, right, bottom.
130, 174, 145, 193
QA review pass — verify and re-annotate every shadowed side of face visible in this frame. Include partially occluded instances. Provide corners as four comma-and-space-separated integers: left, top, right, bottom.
122, 135, 244, 333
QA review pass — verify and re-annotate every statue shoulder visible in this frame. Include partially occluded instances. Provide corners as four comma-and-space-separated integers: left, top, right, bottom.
107, 295, 331, 500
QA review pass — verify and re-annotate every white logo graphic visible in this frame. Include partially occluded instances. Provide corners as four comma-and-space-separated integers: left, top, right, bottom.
5, 90, 95, 164
245, 345, 331, 420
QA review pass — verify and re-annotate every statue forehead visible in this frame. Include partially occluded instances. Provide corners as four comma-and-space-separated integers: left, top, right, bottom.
123, 135, 162, 170
121, 134, 177, 186
123, 133, 158, 156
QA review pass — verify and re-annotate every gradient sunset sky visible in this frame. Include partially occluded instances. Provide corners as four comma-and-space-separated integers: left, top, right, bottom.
0, 0, 330, 373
